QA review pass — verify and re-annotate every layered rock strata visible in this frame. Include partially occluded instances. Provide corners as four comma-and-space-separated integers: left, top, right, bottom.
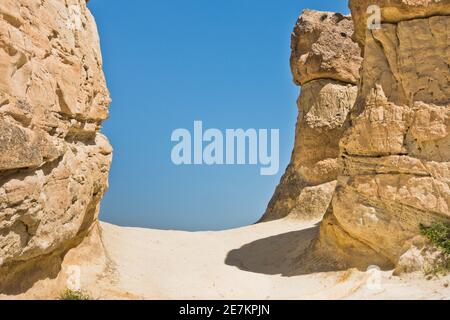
0, 0, 112, 293
314, 0, 450, 270
262, 10, 362, 221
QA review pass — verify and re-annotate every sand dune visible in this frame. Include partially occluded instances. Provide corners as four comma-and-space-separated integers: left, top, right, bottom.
97, 219, 450, 300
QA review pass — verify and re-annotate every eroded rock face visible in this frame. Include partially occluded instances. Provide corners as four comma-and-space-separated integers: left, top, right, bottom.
261, 10, 362, 221
0, 0, 112, 293
315, 1, 450, 270
349, 0, 450, 49
290, 10, 362, 86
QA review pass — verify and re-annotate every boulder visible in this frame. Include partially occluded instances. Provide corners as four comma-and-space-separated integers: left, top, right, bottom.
262, 10, 362, 221
0, 0, 112, 293
314, 2, 450, 270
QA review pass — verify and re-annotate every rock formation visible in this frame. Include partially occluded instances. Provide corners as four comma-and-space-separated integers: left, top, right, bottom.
264, 1, 449, 273
261, 10, 362, 221
349, 0, 450, 51
312, 0, 450, 271
0, 0, 112, 293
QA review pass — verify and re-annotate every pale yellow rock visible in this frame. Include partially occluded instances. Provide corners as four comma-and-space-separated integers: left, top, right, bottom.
262, 10, 361, 221
393, 233, 448, 275
287, 181, 337, 220
0, 0, 112, 294
356, 17, 450, 108
349, 0, 450, 49
291, 10, 362, 85
314, 4, 450, 270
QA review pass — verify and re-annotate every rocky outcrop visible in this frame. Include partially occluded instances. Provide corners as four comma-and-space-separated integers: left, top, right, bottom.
0, 0, 112, 293
313, 0, 450, 270
349, 0, 450, 50
261, 10, 362, 221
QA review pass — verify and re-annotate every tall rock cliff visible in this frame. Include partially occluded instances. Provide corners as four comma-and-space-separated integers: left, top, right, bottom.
261, 10, 362, 221
313, 0, 450, 271
0, 0, 112, 293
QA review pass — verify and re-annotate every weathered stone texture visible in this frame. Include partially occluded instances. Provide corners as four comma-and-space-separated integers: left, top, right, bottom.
0, 0, 112, 293
262, 10, 362, 221
314, 1, 450, 270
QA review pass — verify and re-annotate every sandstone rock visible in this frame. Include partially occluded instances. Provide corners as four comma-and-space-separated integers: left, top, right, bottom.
287, 181, 337, 220
349, 0, 450, 48
291, 10, 362, 85
0, 0, 112, 294
262, 10, 361, 221
394, 235, 448, 275
355, 17, 450, 109
314, 3, 450, 270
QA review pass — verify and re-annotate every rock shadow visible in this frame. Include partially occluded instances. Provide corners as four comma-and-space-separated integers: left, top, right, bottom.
0, 252, 63, 295
225, 223, 347, 277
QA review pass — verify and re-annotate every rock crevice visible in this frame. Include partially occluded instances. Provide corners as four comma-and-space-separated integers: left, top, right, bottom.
0, 0, 112, 293
262, 10, 362, 222
265, 1, 449, 273
318, 2, 449, 271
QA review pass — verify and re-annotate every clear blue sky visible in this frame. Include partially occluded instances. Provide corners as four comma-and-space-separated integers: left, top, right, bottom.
88, 0, 349, 231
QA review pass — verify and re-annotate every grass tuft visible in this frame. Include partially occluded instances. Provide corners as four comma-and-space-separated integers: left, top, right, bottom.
420, 222, 450, 255
58, 289, 92, 300
420, 222, 450, 275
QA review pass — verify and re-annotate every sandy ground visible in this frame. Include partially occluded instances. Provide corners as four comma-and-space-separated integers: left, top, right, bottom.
98, 219, 450, 300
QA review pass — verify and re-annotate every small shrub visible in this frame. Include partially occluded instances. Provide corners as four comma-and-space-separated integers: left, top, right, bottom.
58, 289, 92, 300
420, 222, 450, 255
420, 222, 450, 275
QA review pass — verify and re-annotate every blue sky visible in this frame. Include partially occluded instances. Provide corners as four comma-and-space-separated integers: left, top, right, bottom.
88, 0, 349, 231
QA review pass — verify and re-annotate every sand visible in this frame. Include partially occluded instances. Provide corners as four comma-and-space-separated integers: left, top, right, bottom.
97, 219, 450, 300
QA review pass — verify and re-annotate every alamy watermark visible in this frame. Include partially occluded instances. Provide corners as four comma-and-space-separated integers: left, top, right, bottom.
367, 5, 382, 30
171, 121, 279, 176
365, 265, 383, 291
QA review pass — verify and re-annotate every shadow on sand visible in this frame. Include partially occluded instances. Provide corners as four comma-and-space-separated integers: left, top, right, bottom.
225, 223, 346, 277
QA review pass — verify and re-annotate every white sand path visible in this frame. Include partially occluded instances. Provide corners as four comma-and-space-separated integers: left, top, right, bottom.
99, 219, 450, 300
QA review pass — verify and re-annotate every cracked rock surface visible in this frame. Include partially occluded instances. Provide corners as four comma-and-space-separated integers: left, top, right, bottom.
264, 2, 449, 273
262, 10, 362, 221
313, 1, 450, 270
0, 0, 111, 293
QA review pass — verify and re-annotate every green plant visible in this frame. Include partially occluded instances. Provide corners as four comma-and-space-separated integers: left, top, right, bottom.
420, 222, 450, 275
58, 289, 92, 300
420, 222, 450, 255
